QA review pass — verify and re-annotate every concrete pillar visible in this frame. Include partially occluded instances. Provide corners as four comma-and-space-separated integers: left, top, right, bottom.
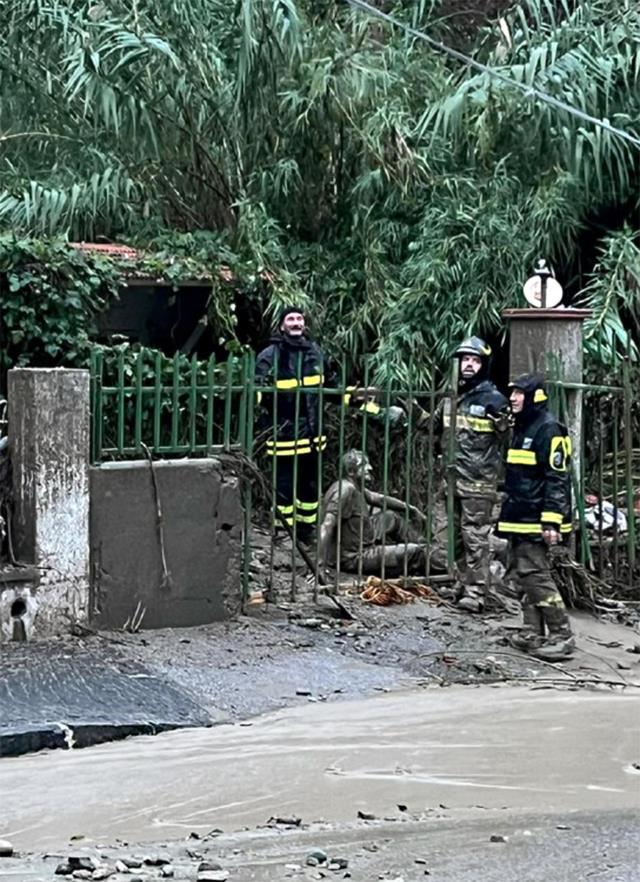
6, 368, 90, 637
502, 308, 591, 481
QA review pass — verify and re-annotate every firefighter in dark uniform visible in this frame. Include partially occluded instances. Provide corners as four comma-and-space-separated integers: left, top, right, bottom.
497, 373, 575, 661
255, 306, 328, 541
433, 336, 510, 612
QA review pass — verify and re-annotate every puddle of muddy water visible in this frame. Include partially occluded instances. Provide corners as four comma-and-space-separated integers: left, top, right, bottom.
0, 686, 638, 851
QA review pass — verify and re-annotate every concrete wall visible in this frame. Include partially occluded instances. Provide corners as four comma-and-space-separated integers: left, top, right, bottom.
90, 458, 242, 630
6, 369, 90, 639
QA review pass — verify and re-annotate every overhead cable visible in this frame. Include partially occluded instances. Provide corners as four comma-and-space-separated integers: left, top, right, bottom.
344, 0, 640, 150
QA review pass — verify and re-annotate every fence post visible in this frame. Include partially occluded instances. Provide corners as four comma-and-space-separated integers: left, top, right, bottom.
8, 368, 90, 636
502, 307, 591, 488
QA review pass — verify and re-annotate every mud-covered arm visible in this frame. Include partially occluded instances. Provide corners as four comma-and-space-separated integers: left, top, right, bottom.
364, 489, 426, 522
318, 512, 337, 565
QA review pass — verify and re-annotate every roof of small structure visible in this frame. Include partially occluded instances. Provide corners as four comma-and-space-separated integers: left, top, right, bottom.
70, 242, 141, 260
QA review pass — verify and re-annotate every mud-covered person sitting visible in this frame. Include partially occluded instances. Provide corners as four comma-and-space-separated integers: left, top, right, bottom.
318, 449, 438, 577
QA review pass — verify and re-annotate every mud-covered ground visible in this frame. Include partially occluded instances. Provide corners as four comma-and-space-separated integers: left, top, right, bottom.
2, 685, 639, 881
1, 589, 639, 881
109, 589, 640, 722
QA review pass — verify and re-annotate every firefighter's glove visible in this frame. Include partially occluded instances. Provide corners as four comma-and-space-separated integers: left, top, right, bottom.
542, 527, 560, 546
344, 386, 380, 407
385, 405, 407, 429
487, 409, 513, 433
398, 397, 430, 428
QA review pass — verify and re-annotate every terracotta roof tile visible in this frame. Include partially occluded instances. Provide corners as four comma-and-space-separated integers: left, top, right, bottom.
70, 242, 140, 260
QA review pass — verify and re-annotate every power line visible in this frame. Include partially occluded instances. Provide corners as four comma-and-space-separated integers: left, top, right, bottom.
345, 0, 640, 150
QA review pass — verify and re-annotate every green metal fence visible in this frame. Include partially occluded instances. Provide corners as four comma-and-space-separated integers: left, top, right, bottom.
89, 347, 250, 462
549, 367, 638, 590
89, 346, 639, 602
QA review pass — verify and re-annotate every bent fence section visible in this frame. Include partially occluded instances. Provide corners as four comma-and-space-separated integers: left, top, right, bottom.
89, 348, 638, 602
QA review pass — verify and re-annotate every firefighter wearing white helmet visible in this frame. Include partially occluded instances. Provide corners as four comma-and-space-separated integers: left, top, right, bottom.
432, 335, 510, 612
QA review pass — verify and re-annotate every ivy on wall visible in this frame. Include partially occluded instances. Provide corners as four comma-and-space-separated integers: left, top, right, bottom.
0, 235, 250, 388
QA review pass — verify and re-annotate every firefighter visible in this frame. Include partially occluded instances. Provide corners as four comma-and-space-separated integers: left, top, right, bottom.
497, 373, 575, 661
432, 336, 510, 612
255, 307, 405, 542
255, 306, 328, 541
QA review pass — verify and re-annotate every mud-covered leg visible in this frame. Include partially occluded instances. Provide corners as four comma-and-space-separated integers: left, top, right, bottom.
509, 539, 574, 659
456, 496, 492, 612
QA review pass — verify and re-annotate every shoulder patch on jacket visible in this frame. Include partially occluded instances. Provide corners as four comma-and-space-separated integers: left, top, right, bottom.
549, 435, 571, 471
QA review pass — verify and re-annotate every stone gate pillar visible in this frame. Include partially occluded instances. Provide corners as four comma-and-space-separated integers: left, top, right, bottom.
6, 368, 90, 636
502, 308, 591, 482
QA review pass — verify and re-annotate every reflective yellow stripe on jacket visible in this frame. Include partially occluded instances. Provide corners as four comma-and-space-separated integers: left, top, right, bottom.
274, 374, 324, 390
266, 435, 327, 456
506, 449, 537, 465
442, 414, 495, 432
498, 521, 572, 534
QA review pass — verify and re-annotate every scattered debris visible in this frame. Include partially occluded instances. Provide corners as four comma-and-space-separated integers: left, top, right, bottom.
268, 816, 302, 827
143, 855, 171, 866
306, 849, 328, 866
361, 576, 442, 606
197, 871, 228, 882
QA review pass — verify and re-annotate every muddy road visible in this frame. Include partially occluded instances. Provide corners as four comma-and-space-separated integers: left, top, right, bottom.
1, 685, 639, 881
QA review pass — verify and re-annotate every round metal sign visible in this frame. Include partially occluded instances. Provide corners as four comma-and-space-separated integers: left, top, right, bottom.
523, 274, 563, 308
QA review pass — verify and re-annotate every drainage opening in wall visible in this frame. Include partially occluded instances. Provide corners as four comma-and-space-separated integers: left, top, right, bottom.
11, 597, 28, 642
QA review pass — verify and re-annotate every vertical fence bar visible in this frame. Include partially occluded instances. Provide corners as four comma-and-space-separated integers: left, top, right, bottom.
116, 348, 125, 455
134, 349, 143, 453
171, 353, 180, 451
206, 355, 215, 453
290, 352, 303, 601
153, 350, 162, 453
356, 361, 371, 588
379, 374, 392, 584
189, 354, 198, 453
223, 354, 233, 450
402, 370, 414, 580
237, 352, 247, 451
446, 358, 459, 572
612, 396, 620, 583
90, 349, 99, 463
597, 399, 605, 579
622, 356, 636, 586
268, 348, 279, 601
313, 367, 325, 602
334, 358, 348, 596
242, 353, 256, 604
424, 373, 436, 579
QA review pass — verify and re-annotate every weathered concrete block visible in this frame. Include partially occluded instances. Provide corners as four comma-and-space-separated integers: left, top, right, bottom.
90, 458, 242, 630
503, 308, 591, 482
6, 369, 90, 639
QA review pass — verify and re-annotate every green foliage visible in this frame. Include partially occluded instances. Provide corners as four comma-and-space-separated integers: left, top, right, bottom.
0, 236, 118, 381
580, 228, 640, 372
0, 0, 638, 381
0, 235, 248, 387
